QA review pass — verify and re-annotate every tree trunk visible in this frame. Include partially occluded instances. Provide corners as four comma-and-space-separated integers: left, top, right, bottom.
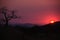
5, 20, 8, 27
4, 13, 8, 27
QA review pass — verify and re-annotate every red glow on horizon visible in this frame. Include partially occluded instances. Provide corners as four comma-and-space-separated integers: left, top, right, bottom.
50, 20, 55, 23
42, 15, 59, 25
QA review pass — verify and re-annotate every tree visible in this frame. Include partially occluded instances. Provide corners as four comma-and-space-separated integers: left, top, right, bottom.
0, 7, 21, 27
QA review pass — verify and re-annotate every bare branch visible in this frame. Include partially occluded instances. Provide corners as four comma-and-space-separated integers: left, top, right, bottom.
0, 7, 8, 14
0, 7, 21, 26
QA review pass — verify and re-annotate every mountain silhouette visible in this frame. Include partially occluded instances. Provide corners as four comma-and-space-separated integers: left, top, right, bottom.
0, 21, 60, 40
23, 21, 60, 40
29, 21, 60, 33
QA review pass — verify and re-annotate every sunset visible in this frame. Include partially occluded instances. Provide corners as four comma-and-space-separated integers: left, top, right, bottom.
0, 0, 60, 25
0, 0, 60, 40
50, 20, 55, 23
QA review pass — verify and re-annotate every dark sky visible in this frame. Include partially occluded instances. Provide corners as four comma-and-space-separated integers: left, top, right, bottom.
0, 0, 60, 25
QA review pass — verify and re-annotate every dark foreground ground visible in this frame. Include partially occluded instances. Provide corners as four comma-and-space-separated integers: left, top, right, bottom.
0, 21, 60, 40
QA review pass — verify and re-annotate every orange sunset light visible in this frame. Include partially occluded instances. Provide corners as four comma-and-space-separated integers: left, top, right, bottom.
50, 20, 55, 23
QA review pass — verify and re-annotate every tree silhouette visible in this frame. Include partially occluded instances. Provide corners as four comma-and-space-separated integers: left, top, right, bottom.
0, 7, 21, 27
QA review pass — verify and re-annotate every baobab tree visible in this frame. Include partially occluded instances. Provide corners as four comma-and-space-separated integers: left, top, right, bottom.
0, 7, 21, 27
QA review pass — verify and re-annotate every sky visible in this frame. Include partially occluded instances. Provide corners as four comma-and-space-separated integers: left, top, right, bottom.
0, 0, 60, 25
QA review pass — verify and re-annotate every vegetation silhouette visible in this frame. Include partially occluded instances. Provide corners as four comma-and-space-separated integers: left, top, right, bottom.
0, 7, 21, 27
0, 21, 60, 40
